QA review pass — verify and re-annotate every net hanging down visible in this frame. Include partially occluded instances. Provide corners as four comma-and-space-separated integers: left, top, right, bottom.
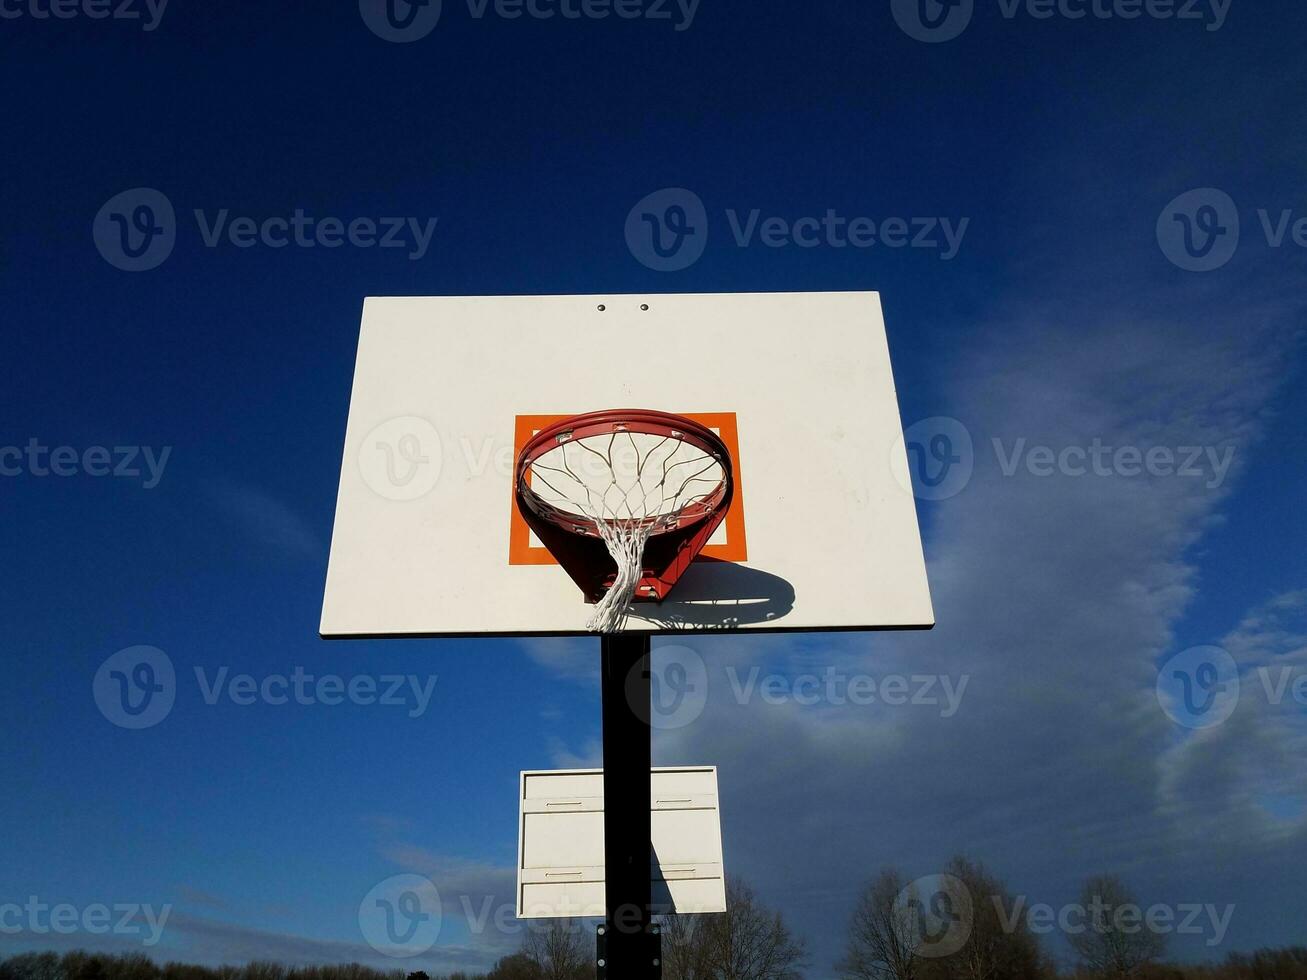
514, 411, 735, 633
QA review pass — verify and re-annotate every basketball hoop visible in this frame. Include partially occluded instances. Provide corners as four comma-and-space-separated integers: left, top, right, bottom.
514, 409, 735, 632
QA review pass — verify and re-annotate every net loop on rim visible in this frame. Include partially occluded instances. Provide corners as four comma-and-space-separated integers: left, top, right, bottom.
515, 410, 734, 632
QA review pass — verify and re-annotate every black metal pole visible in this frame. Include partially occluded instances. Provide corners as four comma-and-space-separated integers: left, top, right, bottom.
599, 633, 657, 979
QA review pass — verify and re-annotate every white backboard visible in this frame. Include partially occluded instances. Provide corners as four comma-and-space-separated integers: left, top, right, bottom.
321, 291, 934, 637
516, 767, 727, 918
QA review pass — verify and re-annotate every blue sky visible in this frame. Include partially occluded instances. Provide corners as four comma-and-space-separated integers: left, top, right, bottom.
2, 1, 1306, 977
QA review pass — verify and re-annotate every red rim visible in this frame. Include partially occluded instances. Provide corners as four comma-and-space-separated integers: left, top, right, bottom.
515, 409, 734, 539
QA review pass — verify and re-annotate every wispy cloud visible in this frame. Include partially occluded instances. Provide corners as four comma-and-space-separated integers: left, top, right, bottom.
165, 914, 498, 975
545, 735, 601, 769
175, 886, 230, 913
513, 637, 597, 686
510, 300, 1302, 972
371, 832, 522, 957
203, 480, 324, 563
1160, 591, 1307, 840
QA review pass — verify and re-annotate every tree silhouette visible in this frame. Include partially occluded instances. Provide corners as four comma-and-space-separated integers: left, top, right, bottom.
1068, 875, 1166, 978
839, 869, 920, 980
661, 877, 805, 979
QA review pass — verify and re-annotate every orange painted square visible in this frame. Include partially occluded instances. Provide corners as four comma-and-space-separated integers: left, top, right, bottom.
508, 412, 748, 566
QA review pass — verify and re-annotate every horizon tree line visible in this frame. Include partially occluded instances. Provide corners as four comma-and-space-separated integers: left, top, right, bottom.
2, 859, 1303, 980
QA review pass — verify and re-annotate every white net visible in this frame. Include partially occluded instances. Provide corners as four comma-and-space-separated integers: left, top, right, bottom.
524, 428, 727, 632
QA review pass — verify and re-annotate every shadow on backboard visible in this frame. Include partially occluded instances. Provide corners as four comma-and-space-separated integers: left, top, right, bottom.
649, 842, 724, 915
629, 560, 796, 631
649, 843, 679, 915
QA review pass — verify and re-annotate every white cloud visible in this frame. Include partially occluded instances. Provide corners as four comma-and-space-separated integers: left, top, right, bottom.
525, 303, 1303, 974
204, 480, 324, 562
1159, 591, 1307, 840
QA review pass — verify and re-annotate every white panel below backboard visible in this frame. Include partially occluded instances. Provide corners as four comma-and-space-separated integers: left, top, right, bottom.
516, 767, 727, 918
